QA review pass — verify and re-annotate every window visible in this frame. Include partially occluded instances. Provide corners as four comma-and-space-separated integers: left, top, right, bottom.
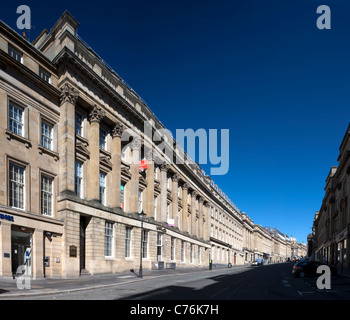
8, 45, 22, 63
39, 68, 51, 83
198, 247, 201, 265
171, 237, 175, 261
41, 121, 53, 150
99, 127, 108, 150
211, 207, 214, 218
138, 189, 143, 213
75, 161, 83, 198
120, 183, 125, 209
41, 175, 53, 216
105, 222, 113, 257
9, 162, 25, 209
9, 102, 24, 136
157, 232, 162, 261
211, 225, 214, 237
75, 112, 84, 136
167, 176, 171, 190
141, 230, 148, 259
100, 172, 107, 205
190, 244, 194, 263
125, 226, 132, 258
166, 204, 170, 221
181, 241, 185, 262
154, 196, 157, 219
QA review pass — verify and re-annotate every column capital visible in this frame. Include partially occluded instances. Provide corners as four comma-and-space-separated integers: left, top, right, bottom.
159, 162, 170, 172
191, 190, 198, 198
89, 105, 105, 123
198, 196, 204, 203
182, 182, 190, 190
60, 83, 78, 105
130, 138, 141, 150
145, 149, 154, 161
112, 121, 124, 138
172, 173, 180, 182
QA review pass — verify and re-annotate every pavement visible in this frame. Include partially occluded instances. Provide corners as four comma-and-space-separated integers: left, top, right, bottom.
2, 262, 350, 299
0, 264, 235, 299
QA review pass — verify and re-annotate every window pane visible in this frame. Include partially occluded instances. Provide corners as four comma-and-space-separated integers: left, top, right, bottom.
9, 163, 24, 209
125, 227, 132, 258
8, 46, 23, 62
41, 175, 53, 216
41, 121, 53, 150
100, 172, 106, 205
75, 113, 83, 136
9, 103, 23, 136
105, 222, 113, 257
75, 161, 83, 198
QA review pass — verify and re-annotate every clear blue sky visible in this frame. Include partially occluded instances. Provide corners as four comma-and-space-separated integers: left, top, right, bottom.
2, 0, 350, 243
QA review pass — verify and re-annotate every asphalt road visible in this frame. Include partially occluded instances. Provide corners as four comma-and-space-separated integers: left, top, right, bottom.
11, 262, 350, 301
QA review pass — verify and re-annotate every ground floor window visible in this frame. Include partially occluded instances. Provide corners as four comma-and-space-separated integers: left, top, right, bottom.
105, 222, 113, 257
142, 230, 148, 259
125, 227, 132, 258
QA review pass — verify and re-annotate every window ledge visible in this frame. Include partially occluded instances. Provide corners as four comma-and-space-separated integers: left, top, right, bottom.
38, 145, 59, 161
5, 129, 31, 148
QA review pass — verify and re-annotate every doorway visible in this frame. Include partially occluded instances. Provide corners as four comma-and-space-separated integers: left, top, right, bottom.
80, 216, 87, 272
11, 230, 32, 277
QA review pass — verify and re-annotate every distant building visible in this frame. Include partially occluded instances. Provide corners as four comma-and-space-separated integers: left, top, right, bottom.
312, 124, 350, 272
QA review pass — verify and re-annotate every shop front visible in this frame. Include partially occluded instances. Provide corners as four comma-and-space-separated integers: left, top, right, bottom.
0, 210, 63, 279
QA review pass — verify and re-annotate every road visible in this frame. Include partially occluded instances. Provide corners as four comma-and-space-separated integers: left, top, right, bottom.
6, 263, 350, 300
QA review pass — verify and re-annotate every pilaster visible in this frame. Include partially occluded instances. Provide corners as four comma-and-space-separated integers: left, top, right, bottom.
160, 162, 169, 222
172, 174, 180, 228
58, 83, 78, 194
88, 105, 105, 201
110, 121, 124, 208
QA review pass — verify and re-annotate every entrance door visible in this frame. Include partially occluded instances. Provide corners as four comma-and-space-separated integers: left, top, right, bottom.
11, 230, 32, 276
80, 216, 87, 272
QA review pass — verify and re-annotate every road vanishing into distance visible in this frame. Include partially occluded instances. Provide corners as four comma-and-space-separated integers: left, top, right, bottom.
5, 263, 350, 301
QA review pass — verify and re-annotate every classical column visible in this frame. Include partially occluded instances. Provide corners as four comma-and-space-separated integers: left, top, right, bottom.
198, 197, 203, 239
58, 83, 78, 194
182, 183, 189, 232
88, 105, 105, 201
172, 174, 180, 228
159, 162, 169, 222
145, 150, 155, 217
129, 138, 141, 213
191, 190, 198, 236
203, 202, 210, 241
110, 121, 124, 208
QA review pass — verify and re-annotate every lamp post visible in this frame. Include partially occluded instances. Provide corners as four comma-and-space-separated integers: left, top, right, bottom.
139, 210, 146, 278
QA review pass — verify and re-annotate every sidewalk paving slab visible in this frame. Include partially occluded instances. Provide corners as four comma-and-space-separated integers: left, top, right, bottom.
0, 264, 246, 298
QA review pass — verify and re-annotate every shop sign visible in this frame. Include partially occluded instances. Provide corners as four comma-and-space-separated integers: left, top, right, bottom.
0, 213, 14, 222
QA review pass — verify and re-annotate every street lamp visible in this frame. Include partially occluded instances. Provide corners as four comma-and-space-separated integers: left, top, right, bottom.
139, 210, 146, 278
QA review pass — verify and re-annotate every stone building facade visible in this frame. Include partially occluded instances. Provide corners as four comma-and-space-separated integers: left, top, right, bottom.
312, 124, 350, 272
0, 11, 304, 279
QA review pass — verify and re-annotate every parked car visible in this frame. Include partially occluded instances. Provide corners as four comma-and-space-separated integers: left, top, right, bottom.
292, 261, 337, 278
252, 258, 263, 266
